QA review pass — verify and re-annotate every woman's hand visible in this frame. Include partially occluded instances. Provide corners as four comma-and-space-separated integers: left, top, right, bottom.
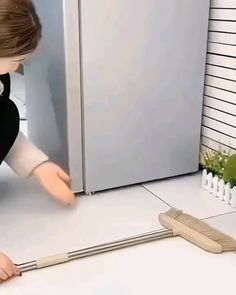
0, 252, 21, 283
32, 162, 76, 206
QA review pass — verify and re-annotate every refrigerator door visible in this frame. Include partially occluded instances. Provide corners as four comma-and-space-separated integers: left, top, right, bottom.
24, 0, 83, 192
80, 0, 210, 193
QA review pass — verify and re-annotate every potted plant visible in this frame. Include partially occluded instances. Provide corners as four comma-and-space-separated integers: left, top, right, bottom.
200, 148, 236, 207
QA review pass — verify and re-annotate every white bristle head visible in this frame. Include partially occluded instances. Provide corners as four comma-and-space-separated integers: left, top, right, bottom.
165, 208, 236, 252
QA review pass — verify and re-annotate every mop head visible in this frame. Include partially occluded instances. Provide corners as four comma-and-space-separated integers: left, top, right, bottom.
159, 208, 236, 253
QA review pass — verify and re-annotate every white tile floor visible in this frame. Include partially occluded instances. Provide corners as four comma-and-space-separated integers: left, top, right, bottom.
1, 123, 236, 294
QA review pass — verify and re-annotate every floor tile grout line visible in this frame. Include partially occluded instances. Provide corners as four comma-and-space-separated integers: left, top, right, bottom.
140, 185, 236, 222
202, 210, 236, 221
140, 184, 172, 208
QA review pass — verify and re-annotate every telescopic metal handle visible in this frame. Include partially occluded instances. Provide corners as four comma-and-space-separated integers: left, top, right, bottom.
17, 228, 173, 272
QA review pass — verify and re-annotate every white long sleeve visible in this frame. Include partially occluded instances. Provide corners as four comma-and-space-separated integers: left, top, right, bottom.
4, 131, 49, 178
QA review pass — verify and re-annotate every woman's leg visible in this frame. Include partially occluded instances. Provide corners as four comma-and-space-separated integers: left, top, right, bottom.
0, 99, 20, 164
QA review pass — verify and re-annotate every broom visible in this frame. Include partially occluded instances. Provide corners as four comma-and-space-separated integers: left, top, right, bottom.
16, 208, 236, 273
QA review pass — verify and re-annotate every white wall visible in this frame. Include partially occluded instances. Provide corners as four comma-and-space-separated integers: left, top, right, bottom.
201, 0, 236, 154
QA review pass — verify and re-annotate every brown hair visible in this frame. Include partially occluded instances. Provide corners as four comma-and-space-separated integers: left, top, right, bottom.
0, 0, 42, 58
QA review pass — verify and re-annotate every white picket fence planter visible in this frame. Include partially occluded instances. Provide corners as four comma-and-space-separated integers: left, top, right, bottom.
202, 169, 236, 208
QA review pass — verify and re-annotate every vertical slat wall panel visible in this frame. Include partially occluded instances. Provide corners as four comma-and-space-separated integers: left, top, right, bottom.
201, 1, 236, 154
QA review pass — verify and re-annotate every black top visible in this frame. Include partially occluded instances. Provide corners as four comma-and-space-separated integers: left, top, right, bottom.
0, 74, 11, 106
0, 73, 20, 164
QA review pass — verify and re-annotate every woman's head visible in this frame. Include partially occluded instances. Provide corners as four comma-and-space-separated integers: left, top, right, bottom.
0, 0, 41, 74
